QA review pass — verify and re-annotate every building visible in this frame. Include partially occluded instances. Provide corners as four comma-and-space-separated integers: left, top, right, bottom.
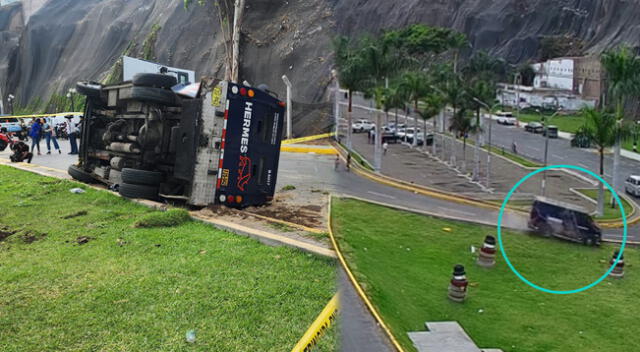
498, 56, 604, 112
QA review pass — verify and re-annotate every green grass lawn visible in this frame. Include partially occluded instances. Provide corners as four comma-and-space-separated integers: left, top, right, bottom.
332, 198, 637, 352
517, 113, 585, 134
576, 188, 633, 221
0, 166, 336, 351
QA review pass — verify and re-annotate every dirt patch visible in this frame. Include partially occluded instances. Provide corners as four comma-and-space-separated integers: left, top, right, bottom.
21, 231, 46, 244
62, 210, 88, 219
0, 226, 16, 241
76, 236, 93, 245
204, 195, 323, 229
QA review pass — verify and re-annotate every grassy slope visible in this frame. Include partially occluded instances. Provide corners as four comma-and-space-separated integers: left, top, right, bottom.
332, 198, 637, 352
0, 166, 336, 352
577, 189, 632, 221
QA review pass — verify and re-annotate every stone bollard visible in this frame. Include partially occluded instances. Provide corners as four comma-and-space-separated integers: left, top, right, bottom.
609, 250, 625, 279
477, 235, 497, 268
448, 264, 468, 303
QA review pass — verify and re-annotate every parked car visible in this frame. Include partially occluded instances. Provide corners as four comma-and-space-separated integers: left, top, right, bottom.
543, 125, 559, 138
524, 122, 544, 133
352, 119, 375, 133
384, 123, 406, 134
372, 126, 399, 143
625, 175, 640, 197
496, 112, 517, 125
571, 129, 591, 148
0, 116, 22, 133
527, 196, 601, 246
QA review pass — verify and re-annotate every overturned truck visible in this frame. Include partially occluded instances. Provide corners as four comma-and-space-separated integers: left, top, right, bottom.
69, 74, 286, 208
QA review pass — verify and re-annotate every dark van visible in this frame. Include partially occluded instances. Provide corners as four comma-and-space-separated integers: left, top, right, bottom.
528, 196, 601, 246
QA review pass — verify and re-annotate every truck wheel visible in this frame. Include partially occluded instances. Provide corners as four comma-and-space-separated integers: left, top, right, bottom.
583, 237, 595, 246
68, 165, 96, 183
121, 168, 164, 186
132, 73, 177, 89
119, 182, 158, 200
129, 86, 178, 106
539, 222, 553, 237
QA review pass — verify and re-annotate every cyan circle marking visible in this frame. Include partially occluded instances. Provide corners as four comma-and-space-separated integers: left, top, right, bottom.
497, 164, 627, 294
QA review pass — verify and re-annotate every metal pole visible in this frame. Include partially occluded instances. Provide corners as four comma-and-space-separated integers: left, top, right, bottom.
281, 75, 292, 139
542, 128, 549, 196
332, 70, 339, 141
0, 87, 4, 115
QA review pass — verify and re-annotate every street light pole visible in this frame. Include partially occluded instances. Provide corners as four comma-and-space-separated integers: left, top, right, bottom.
8, 94, 15, 115
540, 110, 561, 196
473, 97, 499, 189
281, 75, 293, 139
332, 70, 340, 141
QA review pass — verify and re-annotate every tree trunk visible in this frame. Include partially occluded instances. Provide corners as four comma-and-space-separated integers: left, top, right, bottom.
432, 114, 437, 156
423, 118, 428, 152
395, 108, 399, 127
462, 137, 467, 172
413, 100, 418, 148
612, 137, 621, 208
347, 90, 353, 150
230, 0, 245, 83
374, 111, 383, 172
597, 148, 605, 216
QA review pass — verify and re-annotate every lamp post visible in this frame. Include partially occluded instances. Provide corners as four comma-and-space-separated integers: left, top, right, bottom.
331, 70, 340, 141
281, 75, 292, 139
7, 94, 15, 115
473, 97, 500, 189
67, 88, 77, 112
540, 109, 562, 196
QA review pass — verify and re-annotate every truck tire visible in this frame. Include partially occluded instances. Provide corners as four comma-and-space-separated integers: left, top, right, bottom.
68, 165, 96, 183
121, 168, 164, 186
132, 73, 177, 89
129, 86, 178, 106
119, 182, 158, 200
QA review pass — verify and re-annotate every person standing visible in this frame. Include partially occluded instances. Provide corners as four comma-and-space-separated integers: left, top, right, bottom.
65, 115, 79, 155
29, 118, 43, 155
43, 118, 61, 154
383, 141, 389, 155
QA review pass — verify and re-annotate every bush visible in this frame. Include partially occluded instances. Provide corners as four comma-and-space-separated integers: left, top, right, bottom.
134, 209, 191, 228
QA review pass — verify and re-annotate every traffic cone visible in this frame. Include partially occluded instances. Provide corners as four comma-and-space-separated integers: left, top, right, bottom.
609, 250, 625, 279
448, 264, 468, 303
477, 235, 497, 268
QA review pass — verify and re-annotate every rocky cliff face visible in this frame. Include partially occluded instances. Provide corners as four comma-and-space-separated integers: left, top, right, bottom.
2, 0, 640, 126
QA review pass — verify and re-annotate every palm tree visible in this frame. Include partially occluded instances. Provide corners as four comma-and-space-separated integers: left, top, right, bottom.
399, 71, 430, 147
449, 108, 474, 172
580, 108, 618, 216
601, 46, 640, 207
419, 92, 445, 155
466, 79, 495, 181
439, 67, 466, 165
334, 36, 367, 150
447, 32, 469, 74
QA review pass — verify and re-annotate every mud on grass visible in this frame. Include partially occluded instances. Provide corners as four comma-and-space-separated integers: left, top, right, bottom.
0, 165, 337, 351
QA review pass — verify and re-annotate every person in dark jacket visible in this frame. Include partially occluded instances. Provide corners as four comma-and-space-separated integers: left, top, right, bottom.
29, 118, 43, 155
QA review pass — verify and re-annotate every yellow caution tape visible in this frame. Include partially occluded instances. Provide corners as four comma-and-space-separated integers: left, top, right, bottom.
282, 133, 335, 145
291, 293, 339, 352
1, 112, 84, 119
281, 145, 338, 155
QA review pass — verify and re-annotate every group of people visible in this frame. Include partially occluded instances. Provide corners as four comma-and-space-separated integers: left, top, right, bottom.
0, 115, 80, 163
26, 115, 79, 155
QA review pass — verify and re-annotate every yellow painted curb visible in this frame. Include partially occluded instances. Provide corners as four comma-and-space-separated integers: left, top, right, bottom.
327, 196, 406, 352
291, 293, 339, 352
281, 145, 338, 155
282, 132, 335, 145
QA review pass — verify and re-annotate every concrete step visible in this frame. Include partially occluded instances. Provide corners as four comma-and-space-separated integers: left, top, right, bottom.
408, 322, 503, 352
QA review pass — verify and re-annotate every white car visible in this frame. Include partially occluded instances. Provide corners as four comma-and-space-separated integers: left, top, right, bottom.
625, 175, 640, 197
401, 127, 421, 143
496, 112, 518, 125
352, 119, 375, 132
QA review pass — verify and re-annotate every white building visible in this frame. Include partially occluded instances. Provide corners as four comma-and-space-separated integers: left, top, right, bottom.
532, 58, 575, 91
